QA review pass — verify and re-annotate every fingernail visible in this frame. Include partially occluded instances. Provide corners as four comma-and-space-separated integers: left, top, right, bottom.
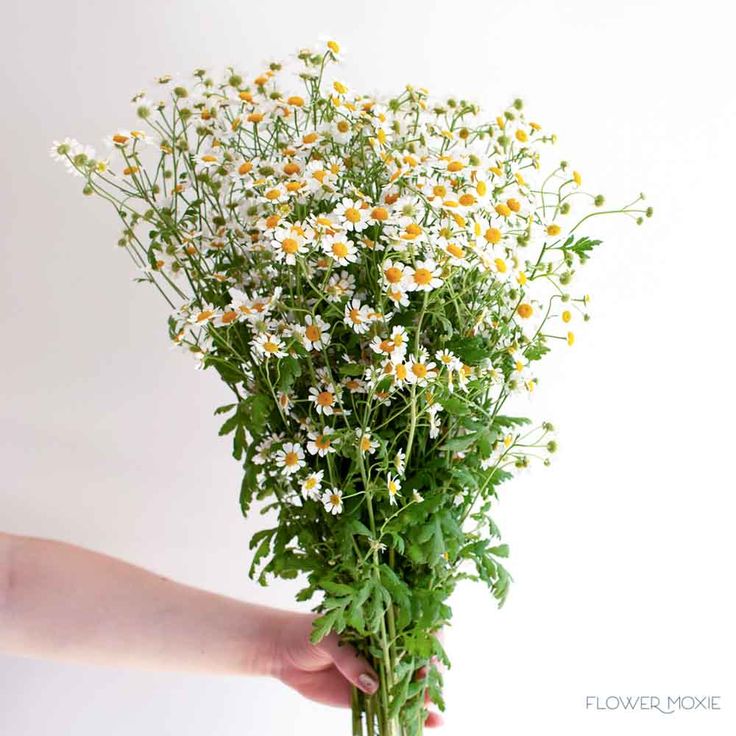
358, 673, 378, 693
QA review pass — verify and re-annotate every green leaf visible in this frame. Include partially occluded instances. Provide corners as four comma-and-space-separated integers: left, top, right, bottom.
561, 235, 603, 263
309, 610, 339, 644
321, 581, 354, 597
489, 544, 509, 558
440, 432, 478, 452
218, 413, 239, 436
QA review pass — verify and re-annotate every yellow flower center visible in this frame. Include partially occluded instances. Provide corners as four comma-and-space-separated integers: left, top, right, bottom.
395, 364, 408, 380
281, 238, 299, 254
201, 154, 217, 163
337, 121, 350, 133
412, 363, 428, 378
247, 112, 264, 123
516, 303, 533, 319
447, 243, 465, 259
344, 207, 361, 223
332, 241, 349, 257
221, 310, 238, 324
317, 391, 335, 407
195, 310, 214, 322
459, 193, 476, 206
265, 189, 281, 200
413, 268, 432, 285
287, 95, 304, 107
495, 203, 511, 217
284, 452, 299, 466
562, 310, 571, 323
447, 161, 464, 172
305, 324, 321, 342
316, 435, 331, 450
371, 207, 389, 220
485, 227, 502, 244
384, 266, 403, 284
302, 132, 318, 144
264, 340, 279, 353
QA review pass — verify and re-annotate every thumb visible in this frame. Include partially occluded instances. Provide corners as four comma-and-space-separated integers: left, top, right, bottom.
318, 632, 379, 695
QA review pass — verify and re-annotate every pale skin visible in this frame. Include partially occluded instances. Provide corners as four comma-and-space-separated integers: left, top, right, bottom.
0, 531, 442, 727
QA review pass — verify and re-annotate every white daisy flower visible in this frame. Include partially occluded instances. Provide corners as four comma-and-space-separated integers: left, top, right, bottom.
307, 426, 336, 456
344, 298, 373, 334
321, 235, 358, 265
326, 270, 356, 302
252, 332, 286, 359
405, 356, 437, 386
302, 314, 331, 350
274, 442, 305, 476
301, 470, 324, 500
322, 488, 344, 515
334, 197, 369, 232
356, 428, 378, 455
271, 225, 306, 265
387, 474, 402, 505
406, 260, 443, 292
393, 449, 406, 475
188, 303, 218, 326
309, 384, 338, 416
381, 259, 410, 290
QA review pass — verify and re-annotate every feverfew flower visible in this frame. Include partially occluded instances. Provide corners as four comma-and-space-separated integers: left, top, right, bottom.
302, 314, 331, 350
387, 474, 402, 505
406, 259, 443, 292
309, 384, 338, 416
252, 332, 286, 359
322, 488, 344, 515
301, 470, 324, 499
334, 197, 369, 232
274, 442, 305, 475
321, 234, 358, 265
307, 426, 336, 456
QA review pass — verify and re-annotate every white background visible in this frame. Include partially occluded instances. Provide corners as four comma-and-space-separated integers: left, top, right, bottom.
1, 1, 735, 734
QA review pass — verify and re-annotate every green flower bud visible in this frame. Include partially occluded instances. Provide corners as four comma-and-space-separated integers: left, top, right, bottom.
136, 105, 150, 119
82, 183, 94, 196
560, 271, 572, 286
546, 440, 557, 453
560, 202, 571, 215
173, 86, 188, 99
513, 98, 523, 110
646, 207, 654, 218
228, 74, 243, 87
594, 194, 605, 207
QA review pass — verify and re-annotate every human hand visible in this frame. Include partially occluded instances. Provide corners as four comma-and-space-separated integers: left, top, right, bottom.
268, 610, 443, 726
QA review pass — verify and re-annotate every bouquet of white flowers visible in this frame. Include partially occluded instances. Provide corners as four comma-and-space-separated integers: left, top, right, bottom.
52, 39, 651, 735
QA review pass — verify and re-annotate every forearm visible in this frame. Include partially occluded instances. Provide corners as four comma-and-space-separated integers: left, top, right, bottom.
0, 532, 283, 676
